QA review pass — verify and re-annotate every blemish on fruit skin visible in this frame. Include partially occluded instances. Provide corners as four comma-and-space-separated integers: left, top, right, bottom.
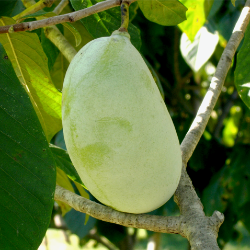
96, 117, 132, 132
79, 142, 112, 171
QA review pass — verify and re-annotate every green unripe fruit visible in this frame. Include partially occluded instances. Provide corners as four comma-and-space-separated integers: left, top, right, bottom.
62, 30, 182, 214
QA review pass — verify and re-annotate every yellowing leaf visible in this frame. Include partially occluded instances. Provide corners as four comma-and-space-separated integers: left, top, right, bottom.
56, 167, 74, 215
0, 17, 62, 141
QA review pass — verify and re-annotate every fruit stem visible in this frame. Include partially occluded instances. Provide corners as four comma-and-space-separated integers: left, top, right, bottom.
119, 1, 130, 32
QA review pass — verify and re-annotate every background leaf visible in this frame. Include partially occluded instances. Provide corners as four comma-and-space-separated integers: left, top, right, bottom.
70, 0, 141, 50
235, 24, 250, 110
180, 23, 219, 72
137, 0, 187, 26
0, 17, 62, 142
0, 44, 56, 250
0, 0, 25, 17
50, 143, 85, 187
41, 29, 60, 71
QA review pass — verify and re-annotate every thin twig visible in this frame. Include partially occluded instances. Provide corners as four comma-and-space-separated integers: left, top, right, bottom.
0, 0, 136, 34
180, 0, 250, 165
53, 0, 69, 15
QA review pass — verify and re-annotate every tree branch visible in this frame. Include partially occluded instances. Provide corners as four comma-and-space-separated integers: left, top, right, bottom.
54, 185, 183, 235
0, 0, 136, 34
180, 0, 250, 165
174, 164, 224, 250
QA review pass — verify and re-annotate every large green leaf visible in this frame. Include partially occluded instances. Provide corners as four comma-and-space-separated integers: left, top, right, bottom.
235, 24, 250, 110
70, 0, 141, 50
178, 0, 207, 41
0, 17, 62, 142
0, 0, 25, 17
0, 44, 56, 250
138, 0, 187, 26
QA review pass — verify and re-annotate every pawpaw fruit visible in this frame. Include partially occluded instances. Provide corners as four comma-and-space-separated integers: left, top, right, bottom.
62, 30, 182, 214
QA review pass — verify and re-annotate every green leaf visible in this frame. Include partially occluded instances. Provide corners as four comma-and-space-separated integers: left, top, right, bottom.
70, 0, 141, 50
180, 23, 219, 72
222, 106, 241, 147
137, 0, 187, 26
63, 20, 93, 51
63, 23, 82, 47
235, 24, 250, 110
178, 0, 207, 41
129, 2, 139, 21
50, 53, 69, 92
224, 145, 250, 209
16, 11, 82, 47
0, 0, 25, 17
202, 168, 228, 216
41, 29, 60, 71
15, 10, 55, 22
50, 144, 85, 187
207, 0, 223, 19
239, 202, 250, 233
204, 0, 214, 18
0, 17, 62, 142
0, 44, 56, 250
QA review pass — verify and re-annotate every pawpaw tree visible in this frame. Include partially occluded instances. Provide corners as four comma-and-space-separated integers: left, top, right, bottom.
1, 0, 250, 249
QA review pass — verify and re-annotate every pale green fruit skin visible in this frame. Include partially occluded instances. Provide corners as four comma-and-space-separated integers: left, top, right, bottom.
62, 30, 182, 214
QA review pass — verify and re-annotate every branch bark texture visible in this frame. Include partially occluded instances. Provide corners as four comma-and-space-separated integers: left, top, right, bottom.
55, 185, 183, 235
180, 0, 250, 165
0, 0, 136, 34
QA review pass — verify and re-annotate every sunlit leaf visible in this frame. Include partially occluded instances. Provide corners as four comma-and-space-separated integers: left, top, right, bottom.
137, 0, 187, 26
0, 17, 62, 141
180, 23, 219, 72
178, 0, 207, 41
